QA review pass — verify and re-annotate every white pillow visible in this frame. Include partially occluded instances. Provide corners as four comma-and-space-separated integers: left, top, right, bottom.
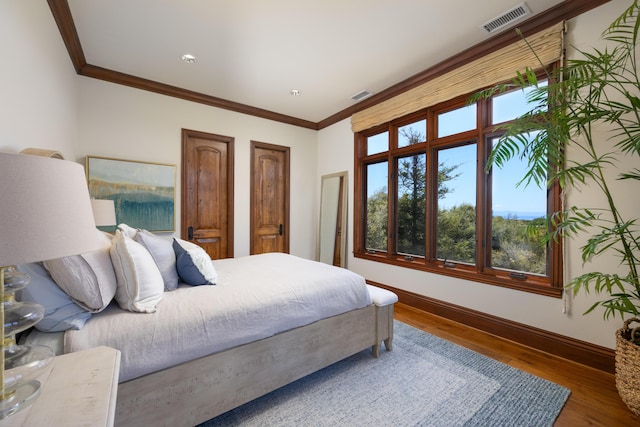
135, 229, 179, 291
43, 230, 117, 312
117, 223, 138, 239
110, 230, 164, 313
173, 238, 217, 285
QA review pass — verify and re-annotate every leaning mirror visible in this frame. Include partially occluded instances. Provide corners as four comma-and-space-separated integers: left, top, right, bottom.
318, 171, 348, 267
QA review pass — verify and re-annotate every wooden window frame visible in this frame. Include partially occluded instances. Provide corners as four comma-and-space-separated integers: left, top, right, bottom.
354, 85, 563, 298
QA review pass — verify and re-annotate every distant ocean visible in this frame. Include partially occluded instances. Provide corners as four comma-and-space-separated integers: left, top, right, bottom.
492, 211, 545, 220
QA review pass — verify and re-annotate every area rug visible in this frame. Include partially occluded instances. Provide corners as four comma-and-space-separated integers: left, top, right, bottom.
200, 321, 570, 426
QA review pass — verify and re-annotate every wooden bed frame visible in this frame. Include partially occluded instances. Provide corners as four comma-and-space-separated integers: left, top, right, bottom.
115, 302, 394, 426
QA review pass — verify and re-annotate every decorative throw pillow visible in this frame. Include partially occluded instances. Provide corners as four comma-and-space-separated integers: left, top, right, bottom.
17, 263, 92, 332
43, 230, 117, 312
110, 230, 164, 313
135, 229, 179, 291
172, 238, 217, 286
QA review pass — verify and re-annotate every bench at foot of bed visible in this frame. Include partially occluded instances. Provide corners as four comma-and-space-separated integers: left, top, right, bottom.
368, 285, 398, 358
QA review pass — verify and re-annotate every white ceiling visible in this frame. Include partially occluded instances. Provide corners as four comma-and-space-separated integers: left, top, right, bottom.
67, 0, 564, 124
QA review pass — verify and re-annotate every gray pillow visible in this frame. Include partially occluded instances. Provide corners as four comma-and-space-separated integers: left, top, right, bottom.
43, 230, 117, 312
135, 229, 179, 291
17, 263, 91, 332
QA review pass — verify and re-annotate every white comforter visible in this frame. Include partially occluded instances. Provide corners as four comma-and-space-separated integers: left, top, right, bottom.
64, 253, 371, 382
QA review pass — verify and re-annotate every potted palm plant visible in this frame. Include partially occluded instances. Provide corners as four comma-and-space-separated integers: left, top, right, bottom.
472, 0, 640, 415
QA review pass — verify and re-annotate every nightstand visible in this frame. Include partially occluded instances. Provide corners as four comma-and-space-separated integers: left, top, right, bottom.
1, 346, 121, 427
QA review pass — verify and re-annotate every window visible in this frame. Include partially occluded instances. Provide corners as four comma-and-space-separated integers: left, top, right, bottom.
397, 153, 426, 256
365, 161, 388, 252
490, 134, 548, 276
438, 105, 476, 137
398, 120, 426, 147
354, 80, 562, 295
436, 143, 477, 265
367, 132, 388, 155
492, 81, 548, 125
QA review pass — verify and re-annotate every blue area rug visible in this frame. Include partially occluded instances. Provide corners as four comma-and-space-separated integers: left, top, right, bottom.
201, 321, 570, 426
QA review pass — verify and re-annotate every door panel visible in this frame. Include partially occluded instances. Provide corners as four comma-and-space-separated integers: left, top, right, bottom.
182, 129, 234, 259
250, 141, 289, 254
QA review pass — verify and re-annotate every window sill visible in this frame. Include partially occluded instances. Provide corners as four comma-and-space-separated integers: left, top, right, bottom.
354, 252, 563, 298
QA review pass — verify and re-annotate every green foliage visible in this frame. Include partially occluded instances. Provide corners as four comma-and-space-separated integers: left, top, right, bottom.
436, 204, 476, 263
397, 191, 426, 256
471, 1, 640, 320
492, 214, 547, 274
366, 188, 388, 251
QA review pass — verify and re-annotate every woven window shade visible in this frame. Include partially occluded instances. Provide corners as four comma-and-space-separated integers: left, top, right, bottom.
351, 22, 564, 133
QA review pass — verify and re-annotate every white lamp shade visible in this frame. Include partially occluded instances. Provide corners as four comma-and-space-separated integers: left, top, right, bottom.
91, 199, 117, 227
0, 152, 99, 266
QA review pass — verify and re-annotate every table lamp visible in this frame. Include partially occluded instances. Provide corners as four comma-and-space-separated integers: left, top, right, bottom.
0, 152, 99, 418
90, 199, 117, 228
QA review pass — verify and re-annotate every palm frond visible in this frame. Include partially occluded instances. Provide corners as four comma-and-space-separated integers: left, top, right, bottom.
604, 0, 640, 47
568, 272, 640, 319
620, 169, 640, 180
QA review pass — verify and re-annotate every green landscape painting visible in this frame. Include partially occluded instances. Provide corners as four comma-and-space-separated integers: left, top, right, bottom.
87, 156, 176, 232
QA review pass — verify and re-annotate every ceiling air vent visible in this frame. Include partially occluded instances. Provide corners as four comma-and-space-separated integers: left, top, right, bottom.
481, 2, 531, 34
351, 90, 373, 102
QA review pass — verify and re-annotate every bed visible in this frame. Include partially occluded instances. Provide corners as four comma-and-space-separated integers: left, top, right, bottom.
20, 230, 397, 427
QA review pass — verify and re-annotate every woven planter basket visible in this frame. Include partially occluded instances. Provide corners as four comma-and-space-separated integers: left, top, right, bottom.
615, 318, 640, 417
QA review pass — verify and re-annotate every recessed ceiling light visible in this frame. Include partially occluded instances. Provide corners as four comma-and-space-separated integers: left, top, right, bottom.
290, 89, 302, 96
181, 54, 198, 64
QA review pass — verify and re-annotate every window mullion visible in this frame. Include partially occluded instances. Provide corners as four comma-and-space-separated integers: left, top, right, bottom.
425, 146, 436, 262
424, 109, 436, 263
388, 156, 396, 257
388, 125, 396, 257
478, 133, 490, 272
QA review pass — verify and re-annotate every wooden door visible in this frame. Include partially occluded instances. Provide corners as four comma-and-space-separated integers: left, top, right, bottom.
181, 129, 234, 259
250, 141, 289, 254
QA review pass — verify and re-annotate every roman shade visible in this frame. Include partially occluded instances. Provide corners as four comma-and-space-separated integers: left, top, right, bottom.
351, 22, 564, 133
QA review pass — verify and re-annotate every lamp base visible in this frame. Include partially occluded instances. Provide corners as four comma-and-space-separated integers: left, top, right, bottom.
1, 266, 53, 420
0, 380, 40, 419
4, 344, 55, 389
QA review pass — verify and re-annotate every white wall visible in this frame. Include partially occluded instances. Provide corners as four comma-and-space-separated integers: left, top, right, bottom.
76, 78, 318, 258
0, 1, 79, 158
318, 0, 635, 349
316, 119, 356, 265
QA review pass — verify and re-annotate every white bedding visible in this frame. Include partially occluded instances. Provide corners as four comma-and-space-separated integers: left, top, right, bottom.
63, 253, 372, 382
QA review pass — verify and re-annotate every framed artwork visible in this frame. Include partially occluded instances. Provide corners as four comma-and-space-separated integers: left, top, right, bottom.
86, 156, 176, 232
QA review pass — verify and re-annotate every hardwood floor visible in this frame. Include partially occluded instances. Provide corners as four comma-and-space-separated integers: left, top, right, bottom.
394, 303, 640, 426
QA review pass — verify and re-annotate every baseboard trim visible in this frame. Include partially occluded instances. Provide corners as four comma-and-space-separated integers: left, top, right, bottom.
368, 280, 616, 374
